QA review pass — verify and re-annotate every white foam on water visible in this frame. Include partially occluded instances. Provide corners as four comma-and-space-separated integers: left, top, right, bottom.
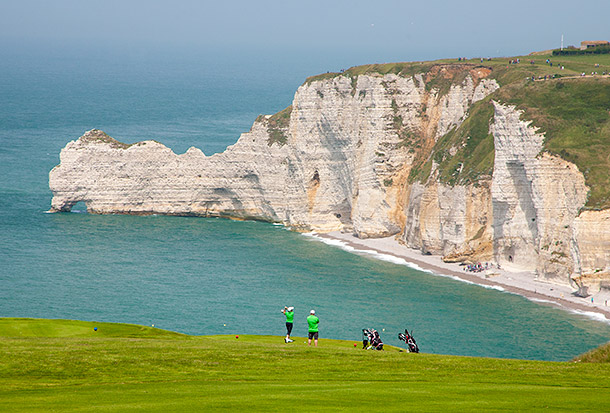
528, 297, 610, 324
303, 233, 356, 252
529, 297, 561, 306
304, 233, 426, 269
568, 309, 610, 324
352, 249, 509, 291
574, 309, 610, 323
418, 269, 479, 285
362, 249, 432, 273
473, 282, 507, 293
303, 233, 519, 294
482, 284, 506, 292
305, 234, 473, 278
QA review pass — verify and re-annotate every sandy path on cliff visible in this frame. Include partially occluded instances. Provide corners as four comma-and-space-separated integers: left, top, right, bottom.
317, 231, 610, 321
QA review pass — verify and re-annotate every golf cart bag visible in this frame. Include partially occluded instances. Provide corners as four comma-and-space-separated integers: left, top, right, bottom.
398, 328, 419, 353
362, 328, 384, 351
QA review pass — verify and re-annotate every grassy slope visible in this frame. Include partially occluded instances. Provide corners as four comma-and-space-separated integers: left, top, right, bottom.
2, 319, 610, 411
575, 341, 610, 363
409, 98, 496, 186
266, 105, 292, 146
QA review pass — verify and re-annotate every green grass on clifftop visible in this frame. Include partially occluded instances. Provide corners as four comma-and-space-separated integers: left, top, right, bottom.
2, 318, 610, 411
304, 62, 436, 85
304, 53, 610, 87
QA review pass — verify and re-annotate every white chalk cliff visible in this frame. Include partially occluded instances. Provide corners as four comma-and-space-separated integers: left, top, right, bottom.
49, 64, 609, 286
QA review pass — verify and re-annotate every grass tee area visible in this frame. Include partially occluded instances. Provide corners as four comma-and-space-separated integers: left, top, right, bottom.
1, 319, 610, 411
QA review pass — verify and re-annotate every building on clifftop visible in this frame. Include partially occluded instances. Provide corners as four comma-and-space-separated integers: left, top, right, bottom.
580, 40, 610, 50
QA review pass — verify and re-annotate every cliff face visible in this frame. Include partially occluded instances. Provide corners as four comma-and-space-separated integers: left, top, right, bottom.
50, 66, 498, 237
399, 100, 605, 285
573, 211, 610, 287
402, 180, 494, 263
489, 103, 589, 282
49, 64, 609, 285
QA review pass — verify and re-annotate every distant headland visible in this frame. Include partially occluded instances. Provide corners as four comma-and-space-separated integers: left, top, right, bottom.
49, 48, 610, 302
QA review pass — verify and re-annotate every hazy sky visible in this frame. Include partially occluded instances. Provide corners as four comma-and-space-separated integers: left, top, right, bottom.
1, 0, 609, 66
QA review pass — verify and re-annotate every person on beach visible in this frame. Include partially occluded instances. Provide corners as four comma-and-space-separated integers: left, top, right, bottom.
281, 306, 294, 343
307, 309, 319, 347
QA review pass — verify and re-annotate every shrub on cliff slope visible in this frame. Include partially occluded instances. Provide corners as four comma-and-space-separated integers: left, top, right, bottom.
265, 105, 292, 146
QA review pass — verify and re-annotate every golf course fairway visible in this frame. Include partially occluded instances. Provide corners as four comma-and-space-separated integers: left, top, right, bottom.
1, 318, 609, 411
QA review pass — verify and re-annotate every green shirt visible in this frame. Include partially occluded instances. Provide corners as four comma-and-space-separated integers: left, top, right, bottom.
285, 310, 294, 323
307, 315, 319, 332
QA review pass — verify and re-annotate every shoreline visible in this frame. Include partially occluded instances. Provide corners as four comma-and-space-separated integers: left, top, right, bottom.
316, 231, 610, 322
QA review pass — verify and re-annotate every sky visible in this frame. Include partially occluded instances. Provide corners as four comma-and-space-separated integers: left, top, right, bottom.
0, 0, 609, 83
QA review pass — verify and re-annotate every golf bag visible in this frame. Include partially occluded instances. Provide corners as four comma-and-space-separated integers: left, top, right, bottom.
362, 328, 384, 350
398, 328, 419, 353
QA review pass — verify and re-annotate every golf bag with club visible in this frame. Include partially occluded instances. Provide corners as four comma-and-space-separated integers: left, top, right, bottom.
398, 328, 419, 353
362, 328, 384, 350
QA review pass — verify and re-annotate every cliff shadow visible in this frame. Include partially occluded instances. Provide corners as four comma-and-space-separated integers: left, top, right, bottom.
492, 160, 539, 267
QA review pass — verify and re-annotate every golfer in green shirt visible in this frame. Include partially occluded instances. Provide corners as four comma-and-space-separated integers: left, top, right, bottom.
307, 309, 319, 347
281, 306, 294, 343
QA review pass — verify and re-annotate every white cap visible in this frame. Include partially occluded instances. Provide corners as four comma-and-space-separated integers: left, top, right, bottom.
287, 307, 294, 311
310, 309, 315, 314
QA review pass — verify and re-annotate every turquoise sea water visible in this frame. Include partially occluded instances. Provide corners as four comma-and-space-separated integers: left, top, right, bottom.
1, 50, 609, 361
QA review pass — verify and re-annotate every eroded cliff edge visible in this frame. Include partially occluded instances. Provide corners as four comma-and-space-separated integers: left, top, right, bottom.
49, 63, 610, 287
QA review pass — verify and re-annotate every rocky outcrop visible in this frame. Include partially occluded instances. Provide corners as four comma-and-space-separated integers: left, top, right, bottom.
489, 103, 590, 283
402, 180, 494, 263
49, 64, 609, 286
50, 66, 499, 239
573, 210, 610, 286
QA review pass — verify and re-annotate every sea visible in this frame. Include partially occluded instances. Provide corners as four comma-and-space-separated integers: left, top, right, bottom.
1, 47, 609, 361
